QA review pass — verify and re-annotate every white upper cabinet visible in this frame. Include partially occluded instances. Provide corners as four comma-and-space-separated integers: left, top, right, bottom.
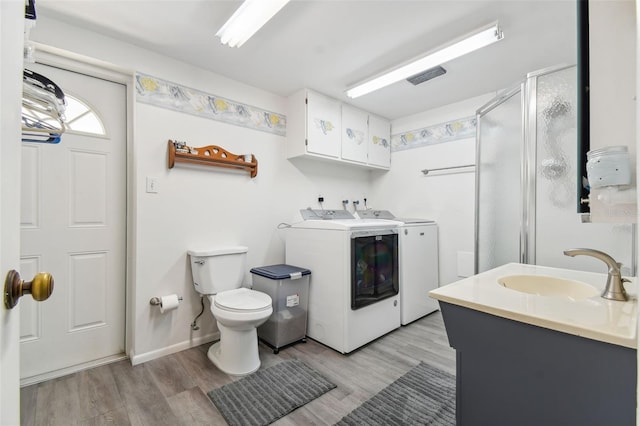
286, 88, 390, 170
341, 104, 369, 164
287, 89, 341, 159
367, 114, 391, 168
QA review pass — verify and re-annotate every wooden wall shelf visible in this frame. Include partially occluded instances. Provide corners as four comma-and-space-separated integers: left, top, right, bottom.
167, 140, 257, 178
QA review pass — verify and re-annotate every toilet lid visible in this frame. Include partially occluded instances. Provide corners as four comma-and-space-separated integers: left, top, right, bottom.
214, 288, 272, 312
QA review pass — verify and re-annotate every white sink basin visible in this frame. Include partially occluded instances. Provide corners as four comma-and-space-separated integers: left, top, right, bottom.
498, 274, 600, 299
430, 263, 637, 348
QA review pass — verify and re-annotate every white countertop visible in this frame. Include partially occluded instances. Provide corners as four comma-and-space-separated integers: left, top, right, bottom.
429, 263, 638, 349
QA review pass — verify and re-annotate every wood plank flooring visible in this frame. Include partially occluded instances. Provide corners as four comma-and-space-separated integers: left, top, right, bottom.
20, 311, 455, 426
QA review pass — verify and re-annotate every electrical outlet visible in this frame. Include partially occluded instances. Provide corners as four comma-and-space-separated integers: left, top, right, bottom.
146, 177, 159, 193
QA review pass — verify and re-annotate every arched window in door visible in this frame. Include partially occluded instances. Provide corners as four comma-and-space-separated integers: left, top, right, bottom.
64, 94, 107, 137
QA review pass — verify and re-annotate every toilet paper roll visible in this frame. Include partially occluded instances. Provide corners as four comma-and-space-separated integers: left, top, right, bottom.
160, 294, 180, 313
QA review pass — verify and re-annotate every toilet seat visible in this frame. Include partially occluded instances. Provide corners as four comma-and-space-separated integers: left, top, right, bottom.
213, 288, 272, 313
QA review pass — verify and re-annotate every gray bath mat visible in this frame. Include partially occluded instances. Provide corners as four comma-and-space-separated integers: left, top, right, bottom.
336, 362, 456, 425
207, 359, 336, 426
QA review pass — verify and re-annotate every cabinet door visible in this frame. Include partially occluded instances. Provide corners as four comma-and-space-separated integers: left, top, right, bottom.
341, 105, 369, 163
306, 90, 341, 158
368, 114, 391, 168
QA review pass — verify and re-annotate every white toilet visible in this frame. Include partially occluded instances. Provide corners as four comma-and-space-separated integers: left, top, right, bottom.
187, 246, 273, 376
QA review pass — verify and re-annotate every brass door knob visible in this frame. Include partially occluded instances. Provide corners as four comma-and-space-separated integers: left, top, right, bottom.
4, 270, 54, 309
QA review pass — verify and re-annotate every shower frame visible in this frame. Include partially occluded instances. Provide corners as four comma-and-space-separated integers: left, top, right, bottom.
474, 64, 636, 274
474, 82, 526, 271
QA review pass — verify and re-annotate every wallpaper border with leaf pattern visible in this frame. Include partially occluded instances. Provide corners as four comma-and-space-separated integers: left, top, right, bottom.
391, 116, 476, 152
135, 73, 287, 136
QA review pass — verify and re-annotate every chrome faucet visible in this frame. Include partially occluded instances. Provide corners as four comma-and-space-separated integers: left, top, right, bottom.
563, 248, 630, 301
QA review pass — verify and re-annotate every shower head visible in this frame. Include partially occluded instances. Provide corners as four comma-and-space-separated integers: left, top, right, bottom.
542, 98, 571, 119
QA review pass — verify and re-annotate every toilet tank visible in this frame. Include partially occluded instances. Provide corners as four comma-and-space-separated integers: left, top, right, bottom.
187, 246, 248, 295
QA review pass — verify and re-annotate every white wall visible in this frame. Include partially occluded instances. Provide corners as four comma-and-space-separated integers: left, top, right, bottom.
588, 0, 637, 221
590, 0, 636, 154
31, 18, 372, 363
370, 93, 495, 286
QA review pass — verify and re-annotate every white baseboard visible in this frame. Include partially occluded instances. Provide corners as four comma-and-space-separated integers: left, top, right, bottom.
130, 332, 219, 366
21, 353, 128, 387
20, 335, 220, 386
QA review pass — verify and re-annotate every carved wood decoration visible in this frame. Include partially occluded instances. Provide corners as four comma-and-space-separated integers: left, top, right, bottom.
167, 140, 257, 178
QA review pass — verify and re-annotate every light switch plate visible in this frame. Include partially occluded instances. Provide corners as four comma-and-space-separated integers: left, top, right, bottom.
146, 177, 159, 193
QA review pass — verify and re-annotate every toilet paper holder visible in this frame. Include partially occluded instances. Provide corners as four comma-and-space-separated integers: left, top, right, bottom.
149, 295, 183, 306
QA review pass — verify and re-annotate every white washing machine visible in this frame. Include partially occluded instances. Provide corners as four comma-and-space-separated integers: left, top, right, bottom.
356, 210, 439, 325
286, 209, 402, 353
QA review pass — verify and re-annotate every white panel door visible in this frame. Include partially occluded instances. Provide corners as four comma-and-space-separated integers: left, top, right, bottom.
20, 63, 126, 382
1, 1, 25, 422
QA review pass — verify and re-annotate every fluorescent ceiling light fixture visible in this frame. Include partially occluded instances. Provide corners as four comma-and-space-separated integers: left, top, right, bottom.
216, 0, 291, 48
346, 23, 504, 98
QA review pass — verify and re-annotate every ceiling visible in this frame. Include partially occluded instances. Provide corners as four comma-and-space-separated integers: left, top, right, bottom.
35, 0, 578, 120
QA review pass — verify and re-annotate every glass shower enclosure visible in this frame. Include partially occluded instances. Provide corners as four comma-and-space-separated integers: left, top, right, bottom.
476, 65, 635, 275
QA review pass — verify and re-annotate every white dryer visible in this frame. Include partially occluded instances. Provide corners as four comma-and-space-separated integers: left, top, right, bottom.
286, 209, 402, 353
356, 210, 439, 325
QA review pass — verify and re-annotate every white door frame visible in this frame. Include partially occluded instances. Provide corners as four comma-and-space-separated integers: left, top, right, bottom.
29, 43, 136, 370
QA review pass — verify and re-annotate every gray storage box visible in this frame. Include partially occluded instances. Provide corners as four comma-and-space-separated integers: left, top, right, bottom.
250, 264, 311, 353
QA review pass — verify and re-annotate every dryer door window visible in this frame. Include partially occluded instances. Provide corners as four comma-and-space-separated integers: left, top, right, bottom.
351, 231, 399, 310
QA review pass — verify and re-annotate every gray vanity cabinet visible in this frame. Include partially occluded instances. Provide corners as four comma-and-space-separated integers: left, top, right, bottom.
439, 302, 636, 426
